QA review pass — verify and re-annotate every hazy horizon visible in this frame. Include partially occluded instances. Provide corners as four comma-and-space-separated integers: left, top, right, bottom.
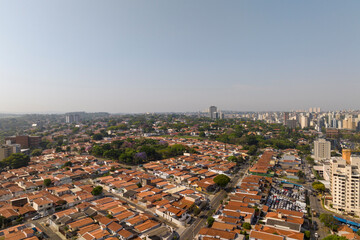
1, 0, 359, 113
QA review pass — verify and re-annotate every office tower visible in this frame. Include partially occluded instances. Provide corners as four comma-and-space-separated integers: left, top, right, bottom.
209, 106, 217, 120
283, 112, 289, 125
317, 107, 321, 113
335, 113, 341, 120
0, 145, 13, 161
332, 119, 338, 129
343, 116, 356, 130
330, 150, 360, 215
300, 115, 309, 129
0, 141, 21, 161
328, 113, 333, 128
219, 111, 225, 120
66, 113, 80, 123
286, 119, 297, 129
314, 139, 331, 160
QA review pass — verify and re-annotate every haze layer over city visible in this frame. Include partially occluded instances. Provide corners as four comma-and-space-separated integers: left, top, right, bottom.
1, 1, 360, 113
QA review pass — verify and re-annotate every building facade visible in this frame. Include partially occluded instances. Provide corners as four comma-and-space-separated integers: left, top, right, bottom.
330, 150, 360, 215
5, 136, 41, 149
209, 106, 217, 120
314, 139, 331, 160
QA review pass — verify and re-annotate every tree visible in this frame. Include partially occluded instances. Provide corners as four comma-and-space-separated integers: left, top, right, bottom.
92, 133, 103, 141
207, 216, 214, 227
357, 229, 360, 236
304, 231, 311, 240
297, 170, 305, 179
319, 213, 339, 231
306, 156, 315, 165
228, 156, 238, 162
0, 153, 30, 169
91, 186, 103, 196
247, 145, 258, 156
193, 207, 201, 216
63, 161, 73, 168
213, 174, 231, 188
242, 222, 251, 230
322, 235, 347, 240
55, 146, 63, 153
43, 179, 52, 187
31, 149, 42, 157
312, 181, 325, 192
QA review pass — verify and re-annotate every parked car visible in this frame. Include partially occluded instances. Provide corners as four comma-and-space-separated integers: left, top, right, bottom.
32, 215, 41, 220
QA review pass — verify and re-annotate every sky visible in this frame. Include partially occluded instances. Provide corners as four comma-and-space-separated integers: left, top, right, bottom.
0, 0, 359, 113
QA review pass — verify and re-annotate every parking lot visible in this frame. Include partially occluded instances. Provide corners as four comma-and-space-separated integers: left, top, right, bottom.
265, 183, 307, 213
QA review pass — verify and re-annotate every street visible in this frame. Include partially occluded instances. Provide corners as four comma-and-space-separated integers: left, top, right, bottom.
180, 163, 248, 240
33, 219, 63, 240
309, 193, 328, 239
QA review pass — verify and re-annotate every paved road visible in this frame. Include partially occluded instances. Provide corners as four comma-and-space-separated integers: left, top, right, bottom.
180, 164, 249, 240
33, 221, 63, 240
309, 193, 328, 239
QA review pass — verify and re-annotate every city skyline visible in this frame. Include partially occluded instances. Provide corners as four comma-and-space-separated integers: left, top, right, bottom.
1, 0, 359, 113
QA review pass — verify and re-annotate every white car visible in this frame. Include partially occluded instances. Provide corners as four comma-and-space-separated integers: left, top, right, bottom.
315, 233, 319, 238
32, 215, 41, 220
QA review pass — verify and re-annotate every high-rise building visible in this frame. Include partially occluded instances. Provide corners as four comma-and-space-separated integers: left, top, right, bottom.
314, 139, 331, 160
283, 112, 289, 125
0, 142, 20, 161
330, 150, 360, 215
66, 113, 80, 123
0, 145, 12, 161
209, 106, 218, 120
342, 116, 356, 130
285, 119, 297, 129
300, 115, 309, 129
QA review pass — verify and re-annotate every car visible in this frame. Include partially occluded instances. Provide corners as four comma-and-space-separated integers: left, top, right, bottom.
315, 232, 319, 238
32, 215, 41, 220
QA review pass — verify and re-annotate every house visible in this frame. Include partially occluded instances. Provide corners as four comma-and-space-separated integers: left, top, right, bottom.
32, 198, 54, 212
118, 229, 134, 240
249, 230, 284, 240
337, 225, 360, 240
198, 227, 239, 240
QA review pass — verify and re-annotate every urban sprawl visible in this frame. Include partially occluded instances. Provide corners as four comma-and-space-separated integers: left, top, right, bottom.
0, 108, 359, 240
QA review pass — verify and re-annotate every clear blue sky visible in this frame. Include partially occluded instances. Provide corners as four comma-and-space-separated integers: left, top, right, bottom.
0, 0, 359, 113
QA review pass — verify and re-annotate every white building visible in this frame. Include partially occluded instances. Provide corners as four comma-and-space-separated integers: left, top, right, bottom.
314, 139, 331, 161
300, 115, 309, 129
330, 151, 360, 215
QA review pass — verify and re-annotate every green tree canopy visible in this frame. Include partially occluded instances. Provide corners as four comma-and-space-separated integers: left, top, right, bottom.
92, 133, 104, 141
31, 149, 42, 157
319, 214, 339, 231
0, 153, 30, 169
43, 179, 52, 187
91, 186, 103, 196
213, 174, 231, 188
242, 222, 251, 230
63, 161, 73, 167
207, 216, 214, 227
312, 181, 325, 192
